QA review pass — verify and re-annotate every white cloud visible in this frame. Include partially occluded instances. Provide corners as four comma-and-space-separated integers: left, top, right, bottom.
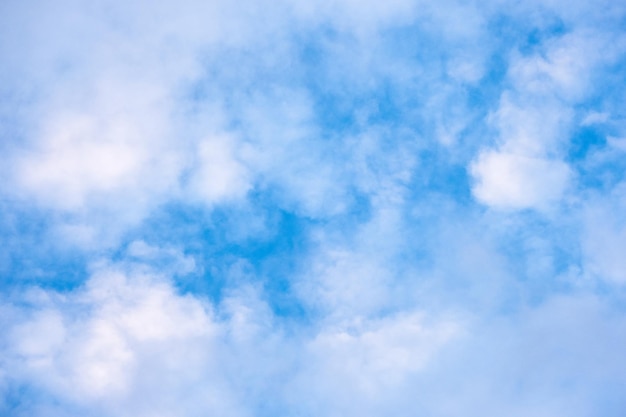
186, 135, 251, 204
4, 273, 626, 417
490, 95, 572, 157
417, 294, 626, 417
469, 21, 626, 212
294, 186, 414, 320
507, 32, 616, 102
471, 151, 571, 210
0, 0, 282, 250
469, 97, 574, 212
286, 312, 461, 415
14, 102, 177, 210
236, 88, 357, 217
3, 266, 246, 416
310, 312, 460, 379
299, 247, 394, 318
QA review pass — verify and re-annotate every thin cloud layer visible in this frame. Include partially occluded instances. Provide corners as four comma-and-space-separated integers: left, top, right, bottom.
1, 0, 626, 416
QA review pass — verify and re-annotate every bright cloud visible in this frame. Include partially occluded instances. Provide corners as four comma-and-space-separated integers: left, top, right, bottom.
471, 151, 572, 210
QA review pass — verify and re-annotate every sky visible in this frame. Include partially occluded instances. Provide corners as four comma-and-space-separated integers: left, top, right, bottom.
1, 0, 626, 416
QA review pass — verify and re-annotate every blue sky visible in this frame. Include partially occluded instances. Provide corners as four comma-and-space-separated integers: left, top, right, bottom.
1, 0, 626, 415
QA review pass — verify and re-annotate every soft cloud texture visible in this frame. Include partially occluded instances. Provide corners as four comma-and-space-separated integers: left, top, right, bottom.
1, 0, 626, 415
471, 151, 572, 210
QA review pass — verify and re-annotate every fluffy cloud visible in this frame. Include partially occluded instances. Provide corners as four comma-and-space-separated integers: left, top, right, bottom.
1, 263, 465, 417
2, 266, 235, 416
471, 151, 572, 210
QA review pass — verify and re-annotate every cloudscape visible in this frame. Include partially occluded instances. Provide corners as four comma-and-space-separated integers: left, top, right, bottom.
1, 0, 626, 415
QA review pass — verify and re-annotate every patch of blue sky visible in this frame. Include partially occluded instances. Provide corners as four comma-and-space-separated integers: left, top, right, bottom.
0, 203, 89, 291
489, 215, 583, 303
574, 145, 626, 192
124, 195, 314, 317
569, 125, 608, 162
0, 382, 80, 417
412, 149, 474, 201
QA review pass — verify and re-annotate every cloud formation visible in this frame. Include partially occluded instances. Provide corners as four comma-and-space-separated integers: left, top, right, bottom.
1, 0, 626, 415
